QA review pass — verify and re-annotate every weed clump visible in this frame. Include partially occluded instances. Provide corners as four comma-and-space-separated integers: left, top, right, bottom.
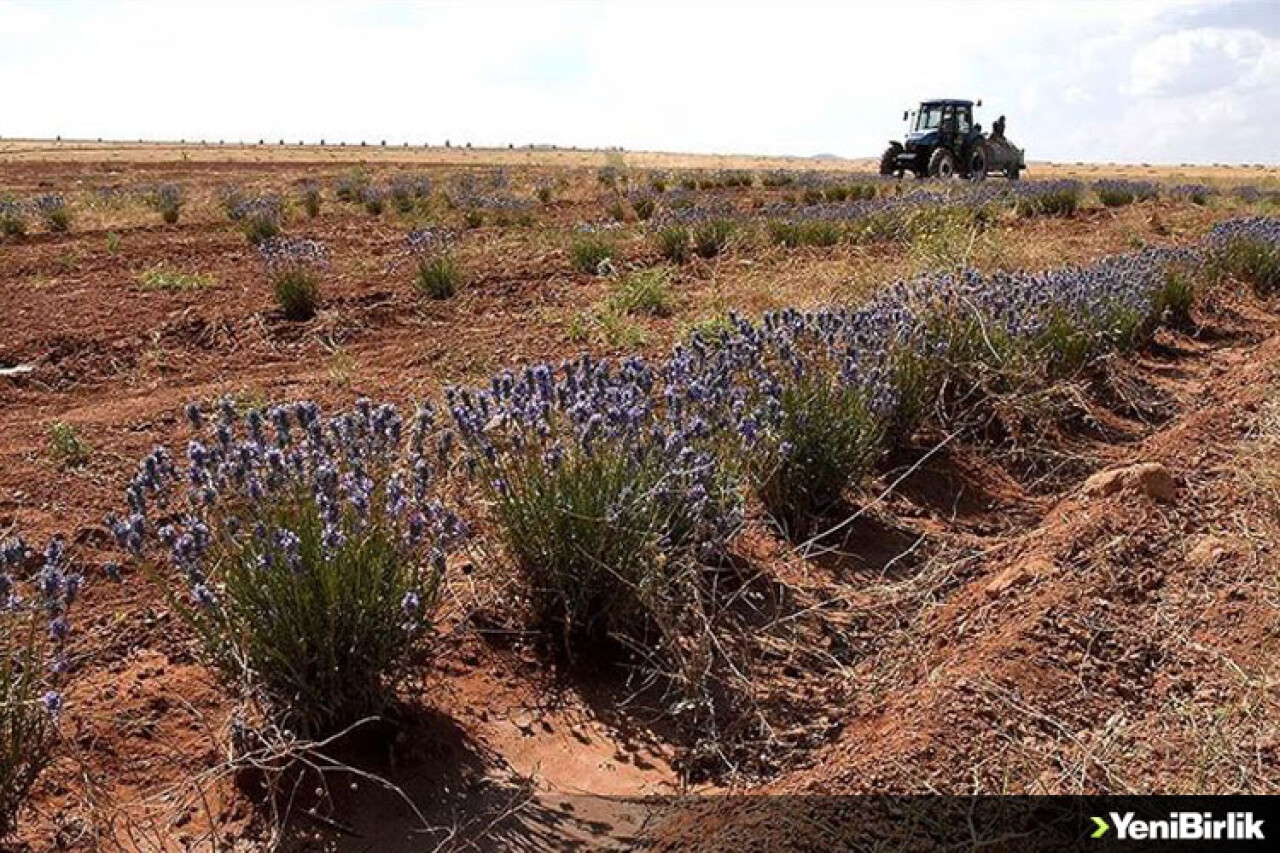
570, 229, 618, 275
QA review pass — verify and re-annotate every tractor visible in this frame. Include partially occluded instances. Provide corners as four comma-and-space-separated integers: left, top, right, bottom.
880, 99, 1025, 180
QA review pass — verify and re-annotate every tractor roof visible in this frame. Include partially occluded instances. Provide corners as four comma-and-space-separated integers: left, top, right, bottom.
921, 99, 974, 107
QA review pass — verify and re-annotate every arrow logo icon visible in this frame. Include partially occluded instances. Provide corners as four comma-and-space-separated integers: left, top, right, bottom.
1091, 816, 1110, 838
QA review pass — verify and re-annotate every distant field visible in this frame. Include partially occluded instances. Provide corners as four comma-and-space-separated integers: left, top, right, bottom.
2, 137, 1277, 184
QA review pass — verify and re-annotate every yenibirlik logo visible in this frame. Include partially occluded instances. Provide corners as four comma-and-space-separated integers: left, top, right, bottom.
1091, 812, 1265, 841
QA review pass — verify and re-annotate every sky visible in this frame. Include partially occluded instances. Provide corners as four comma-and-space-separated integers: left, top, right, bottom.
1, 0, 1277, 164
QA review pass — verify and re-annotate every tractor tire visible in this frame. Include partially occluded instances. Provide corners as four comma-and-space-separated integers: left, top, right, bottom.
879, 144, 903, 177
968, 146, 988, 181
1005, 164, 1021, 181
927, 148, 957, 179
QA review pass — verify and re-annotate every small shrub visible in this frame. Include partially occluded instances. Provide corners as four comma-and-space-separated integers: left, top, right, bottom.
1171, 184, 1212, 206
32, 195, 70, 232
691, 217, 736, 259
449, 361, 741, 652
233, 196, 283, 244
629, 191, 657, 221
406, 228, 463, 300
300, 182, 322, 218
334, 171, 368, 203
362, 187, 385, 216
761, 170, 794, 188
1014, 180, 1082, 218
597, 165, 623, 189
1152, 269, 1196, 330
0, 200, 25, 238
607, 268, 675, 317
570, 232, 617, 275
47, 422, 90, 468
219, 185, 247, 220
1094, 179, 1157, 208
146, 183, 184, 224
655, 224, 690, 263
535, 183, 554, 204
115, 400, 464, 737
259, 236, 328, 320
415, 254, 462, 299
462, 208, 484, 229
1210, 219, 1280, 294
766, 219, 801, 248
759, 374, 885, 533
1, 536, 78, 838
389, 178, 416, 214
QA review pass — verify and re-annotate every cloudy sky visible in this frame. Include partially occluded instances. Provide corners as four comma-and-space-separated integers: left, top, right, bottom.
1, 0, 1277, 163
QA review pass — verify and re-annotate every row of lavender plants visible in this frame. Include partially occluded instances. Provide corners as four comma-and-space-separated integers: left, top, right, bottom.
102, 219, 1273, 734
4, 217, 1276, 837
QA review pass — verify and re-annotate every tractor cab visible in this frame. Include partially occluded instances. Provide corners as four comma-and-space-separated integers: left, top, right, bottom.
908, 100, 974, 145
881, 98, 1024, 180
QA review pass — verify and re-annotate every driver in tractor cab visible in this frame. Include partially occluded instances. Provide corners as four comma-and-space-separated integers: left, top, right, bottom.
993, 115, 1006, 139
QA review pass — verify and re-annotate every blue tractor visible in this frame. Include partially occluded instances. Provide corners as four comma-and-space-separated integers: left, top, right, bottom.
880, 99, 1025, 180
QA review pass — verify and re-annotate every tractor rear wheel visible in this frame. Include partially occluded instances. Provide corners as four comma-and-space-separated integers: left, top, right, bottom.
927, 149, 957, 179
880, 143, 903, 177
969, 147, 987, 181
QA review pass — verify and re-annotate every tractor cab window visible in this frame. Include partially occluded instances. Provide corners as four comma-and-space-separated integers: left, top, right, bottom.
914, 105, 945, 132
956, 109, 971, 133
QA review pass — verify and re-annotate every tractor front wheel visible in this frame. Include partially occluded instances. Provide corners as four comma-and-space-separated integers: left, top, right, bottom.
927, 149, 957, 179
1005, 164, 1021, 181
880, 144, 903, 177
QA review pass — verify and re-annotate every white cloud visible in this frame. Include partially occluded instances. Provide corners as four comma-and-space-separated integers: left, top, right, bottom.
1130, 27, 1269, 96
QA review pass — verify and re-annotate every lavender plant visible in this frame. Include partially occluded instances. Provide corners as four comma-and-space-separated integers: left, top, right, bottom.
1171, 184, 1212, 206
259, 236, 328, 320
1013, 180, 1082, 218
0, 200, 27, 238
334, 171, 368, 203
1094, 179, 1159, 208
690, 214, 737, 259
448, 358, 742, 651
110, 399, 464, 736
32, 195, 71, 233
300, 181, 322, 218
654, 222, 691, 264
405, 229, 463, 300
388, 178, 417, 214
1, 535, 78, 837
146, 183, 185, 224
628, 190, 657, 221
1210, 217, 1280, 293
233, 195, 283, 244
668, 311, 895, 532
361, 186, 385, 217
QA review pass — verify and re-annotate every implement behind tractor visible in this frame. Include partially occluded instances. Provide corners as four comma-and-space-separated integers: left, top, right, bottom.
881, 99, 1025, 180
